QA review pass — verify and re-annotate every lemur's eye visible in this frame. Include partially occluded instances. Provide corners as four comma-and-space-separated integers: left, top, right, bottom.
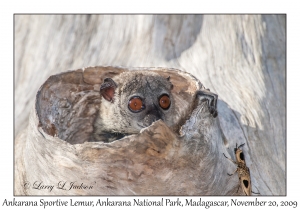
128, 97, 144, 112
159, 94, 171, 110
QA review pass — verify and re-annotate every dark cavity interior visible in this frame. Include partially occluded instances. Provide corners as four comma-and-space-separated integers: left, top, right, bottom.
243, 179, 249, 188
240, 152, 244, 161
35, 67, 198, 145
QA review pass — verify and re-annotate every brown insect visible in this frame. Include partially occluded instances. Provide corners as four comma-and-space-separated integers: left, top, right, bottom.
223, 143, 259, 196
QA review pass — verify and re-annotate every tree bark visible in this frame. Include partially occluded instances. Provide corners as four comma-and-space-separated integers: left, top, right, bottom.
14, 15, 285, 195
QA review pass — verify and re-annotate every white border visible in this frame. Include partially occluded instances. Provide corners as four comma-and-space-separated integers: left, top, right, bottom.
1, 1, 297, 209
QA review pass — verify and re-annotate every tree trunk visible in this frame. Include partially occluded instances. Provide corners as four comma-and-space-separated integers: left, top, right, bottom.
14, 15, 285, 195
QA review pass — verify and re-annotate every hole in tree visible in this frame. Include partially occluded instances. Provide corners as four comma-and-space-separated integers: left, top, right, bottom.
243, 179, 249, 188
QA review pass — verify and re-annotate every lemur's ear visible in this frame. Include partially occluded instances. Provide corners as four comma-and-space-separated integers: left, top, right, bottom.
166, 76, 173, 90
100, 78, 118, 102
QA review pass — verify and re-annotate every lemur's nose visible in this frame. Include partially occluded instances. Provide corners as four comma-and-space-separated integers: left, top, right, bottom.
143, 103, 161, 125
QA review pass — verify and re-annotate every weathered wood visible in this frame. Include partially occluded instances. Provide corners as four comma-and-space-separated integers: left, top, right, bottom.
15, 67, 238, 195
14, 15, 286, 195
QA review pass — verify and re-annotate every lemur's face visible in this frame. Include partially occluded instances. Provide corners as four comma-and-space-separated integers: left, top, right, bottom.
100, 72, 174, 133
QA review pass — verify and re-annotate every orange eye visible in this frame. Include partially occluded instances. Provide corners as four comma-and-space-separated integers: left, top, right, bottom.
128, 97, 144, 112
159, 94, 171, 110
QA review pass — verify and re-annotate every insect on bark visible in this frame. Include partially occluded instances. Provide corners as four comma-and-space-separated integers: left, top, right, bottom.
223, 143, 259, 196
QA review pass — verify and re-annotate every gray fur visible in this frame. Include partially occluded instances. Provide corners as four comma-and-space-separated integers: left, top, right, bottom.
93, 71, 175, 142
